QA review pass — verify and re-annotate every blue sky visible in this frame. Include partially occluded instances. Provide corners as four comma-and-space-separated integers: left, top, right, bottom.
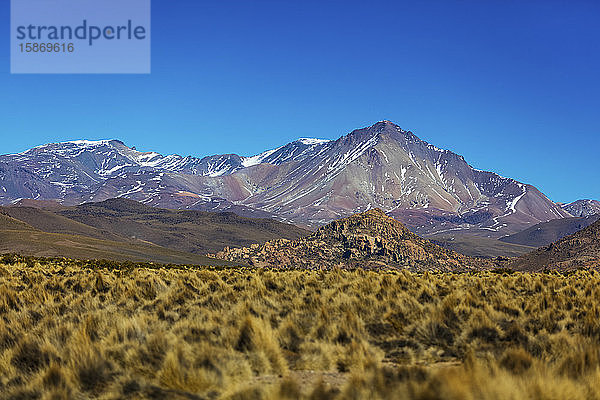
1, 0, 598, 203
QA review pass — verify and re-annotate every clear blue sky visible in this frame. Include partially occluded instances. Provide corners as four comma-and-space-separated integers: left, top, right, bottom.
1, 0, 598, 203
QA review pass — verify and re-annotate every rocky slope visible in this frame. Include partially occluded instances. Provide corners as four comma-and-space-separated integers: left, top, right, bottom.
510, 218, 600, 271
213, 209, 492, 271
562, 199, 600, 217
0, 121, 575, 236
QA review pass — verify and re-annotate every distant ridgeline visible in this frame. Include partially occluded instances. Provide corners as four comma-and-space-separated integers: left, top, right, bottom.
3, 120, 594, 239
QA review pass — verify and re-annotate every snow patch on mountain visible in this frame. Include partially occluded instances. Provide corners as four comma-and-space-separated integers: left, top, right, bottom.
242, 147, 281, 167
508, 185, 527, 213
297, 138, 331, 145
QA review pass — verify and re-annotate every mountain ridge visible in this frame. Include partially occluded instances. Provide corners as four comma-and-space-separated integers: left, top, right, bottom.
0, 121, 584, 236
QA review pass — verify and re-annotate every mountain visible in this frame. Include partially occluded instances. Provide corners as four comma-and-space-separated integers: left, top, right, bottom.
206, 121, 569, 234
561, 199, 600, 217
510, 218, 600, 271
499, 214, 600, 247
0, 198, 310, 256
213, 209, 492, 271
0, 121, 571, 236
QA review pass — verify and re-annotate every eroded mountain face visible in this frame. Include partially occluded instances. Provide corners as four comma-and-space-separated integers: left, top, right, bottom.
0, 121, 574, 236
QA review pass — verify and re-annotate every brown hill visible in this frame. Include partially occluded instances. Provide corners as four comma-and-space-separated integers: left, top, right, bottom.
214, 209, 491, 271
1, 206, 127, 242
510, 218, 600, 271
55, 199, 311, 254
0, 198, 310, 255
0, 229, 238, 266
0, 198, 310, 265
0, 212, 37, 231
0, 212, 235, 266
499, 215, 600, 248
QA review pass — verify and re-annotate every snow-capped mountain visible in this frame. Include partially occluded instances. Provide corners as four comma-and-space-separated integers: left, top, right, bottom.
0, 140, 230, 202
216, 121, 571, 235
561, 199, 600, 217
0, 121, 578, 235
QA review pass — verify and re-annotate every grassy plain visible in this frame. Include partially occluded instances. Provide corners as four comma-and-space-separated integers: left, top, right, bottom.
1, 256, 599, 399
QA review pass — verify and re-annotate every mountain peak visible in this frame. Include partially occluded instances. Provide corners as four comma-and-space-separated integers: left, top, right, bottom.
374, 119, 406, 131
314, 208, 412, 240
374, 119, 396, 126
59, 139, 127, 148
350, 120, 412, 140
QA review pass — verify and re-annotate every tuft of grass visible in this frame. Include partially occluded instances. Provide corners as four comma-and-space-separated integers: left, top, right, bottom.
499, 348, 533, 374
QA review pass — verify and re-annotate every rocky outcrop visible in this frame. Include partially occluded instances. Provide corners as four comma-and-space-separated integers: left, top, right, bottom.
214, 209, 492, 271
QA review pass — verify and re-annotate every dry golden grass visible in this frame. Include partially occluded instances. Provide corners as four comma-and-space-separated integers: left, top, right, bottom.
1, 259, 599, 399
